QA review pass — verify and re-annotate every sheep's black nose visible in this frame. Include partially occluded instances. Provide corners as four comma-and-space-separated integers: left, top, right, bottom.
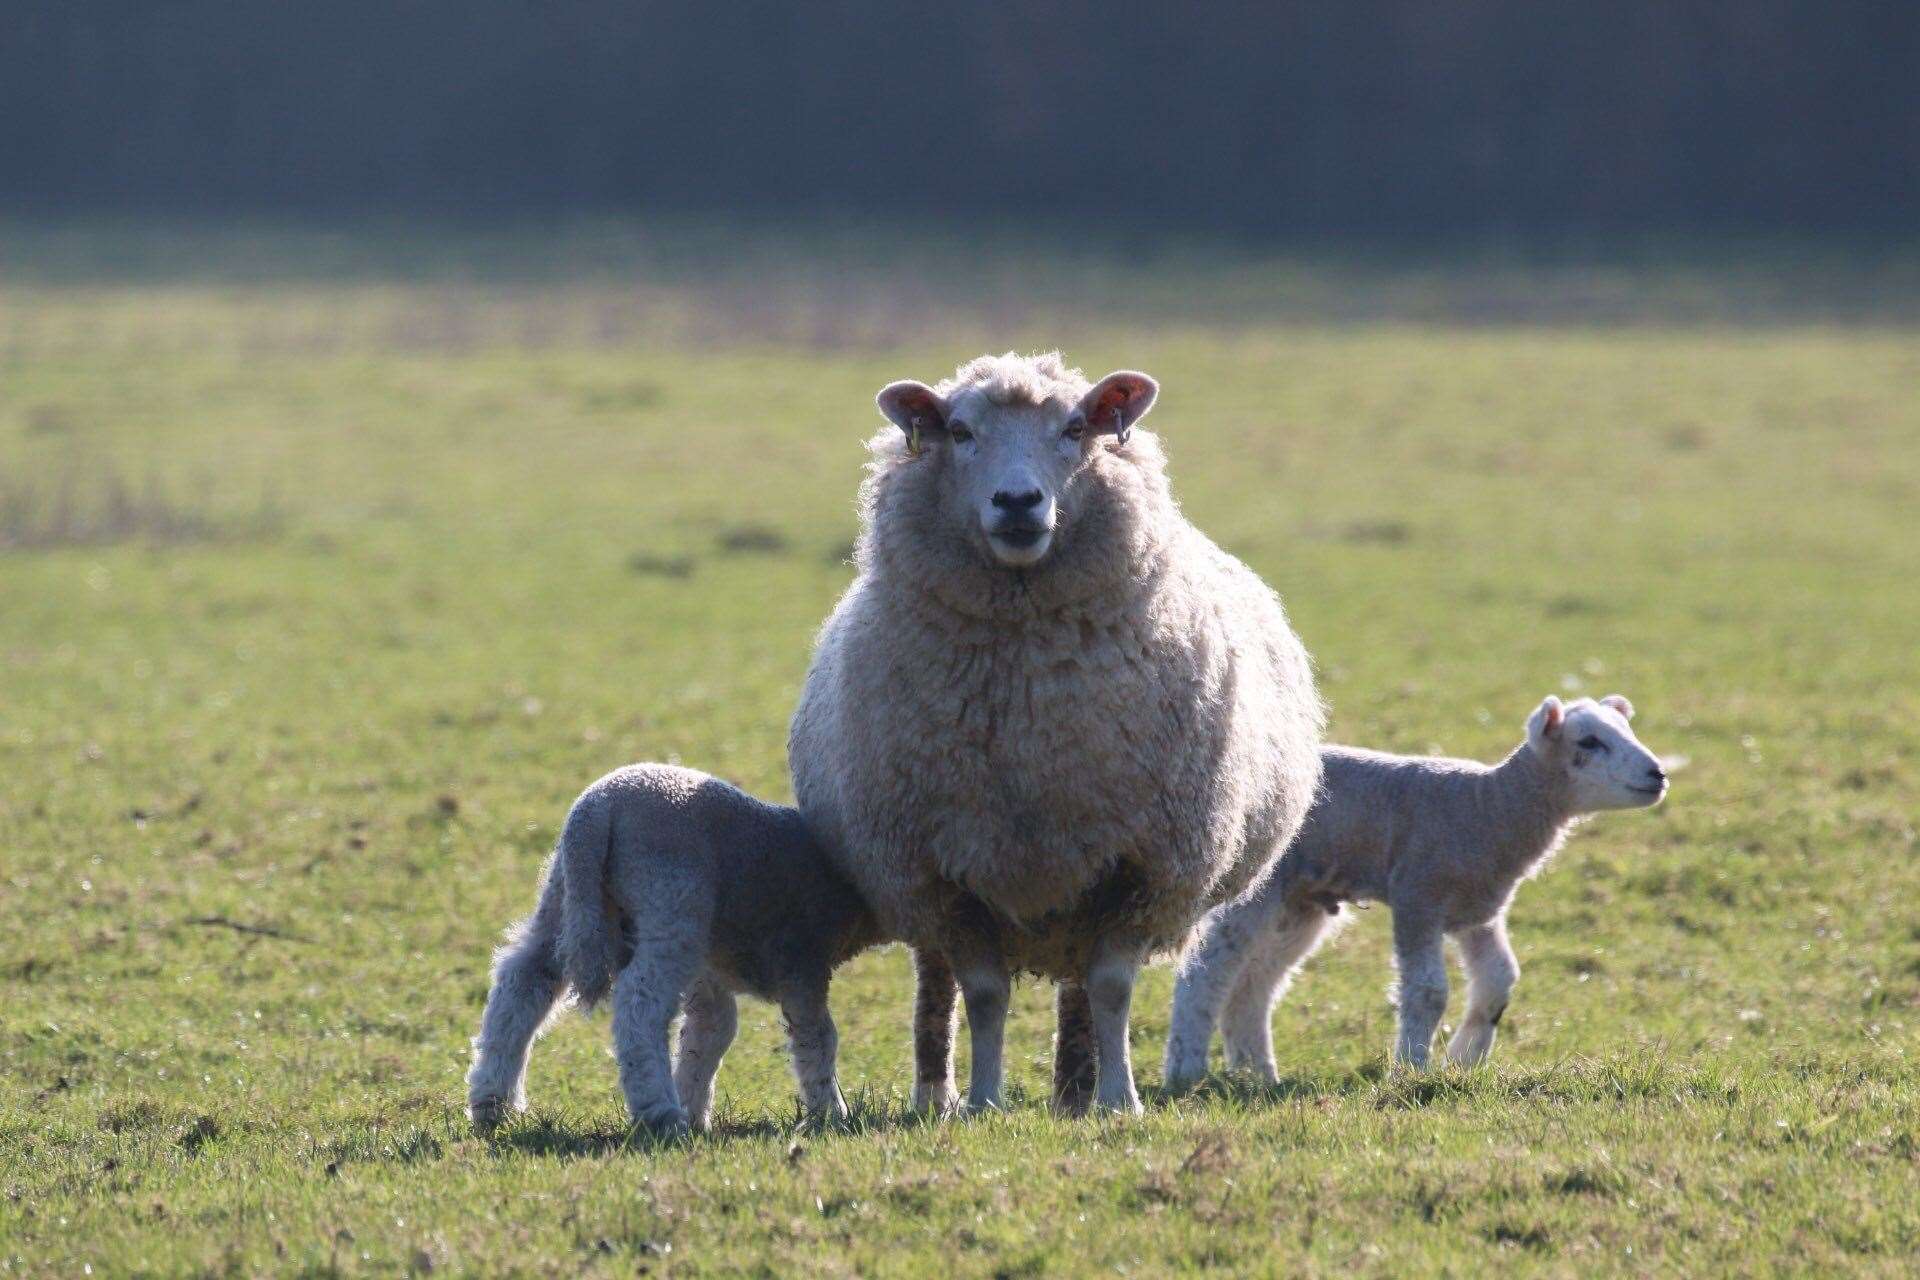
992, 488, 1044, 512
1647, 765, 1667, 784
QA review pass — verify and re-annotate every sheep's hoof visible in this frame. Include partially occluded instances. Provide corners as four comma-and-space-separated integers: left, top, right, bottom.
627, 1108, 692, 1142
911, 1082, 960, 1118
468, 1097, 517, 1134
1093, 1093, 1145, 1118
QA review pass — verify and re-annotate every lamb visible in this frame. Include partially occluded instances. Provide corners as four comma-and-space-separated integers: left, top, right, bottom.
1163, 694, 1668, 1085
788, 351, 1323, 1116
466, 764, 883, 1136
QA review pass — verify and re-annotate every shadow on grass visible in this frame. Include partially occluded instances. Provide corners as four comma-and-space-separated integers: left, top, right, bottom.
481, 1087, 952, 1159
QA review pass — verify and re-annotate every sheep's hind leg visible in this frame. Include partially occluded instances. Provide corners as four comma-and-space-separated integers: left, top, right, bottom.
1164, 895, 1269, 1091
1051, 980, 1097, 1117
672, 975, 738, 1133
610, 921, 704, 1137
1446, 919, 1518, 1067
467, 878, 568, 1131
1086, 932, 1149, 1116
780, 972, 849, 1125
910, 947, 960, 1115
1220, 903, 1340, 1082
1391, 911, 1448, 1069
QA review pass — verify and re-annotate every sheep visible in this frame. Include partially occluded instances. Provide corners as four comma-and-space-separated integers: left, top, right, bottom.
466, 764, 883, 1136
1163, 694, 1669, 1084
788, 351, 1324, 1116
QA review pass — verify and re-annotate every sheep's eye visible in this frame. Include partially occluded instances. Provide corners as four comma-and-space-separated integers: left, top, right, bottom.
1577, 735, 1606, 752
947, 422, 973, 444
1063, 418, 1086, 442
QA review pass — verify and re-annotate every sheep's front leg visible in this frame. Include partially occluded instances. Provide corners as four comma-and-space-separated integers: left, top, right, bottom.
1086, 932, 1148, 1115
1164, 894, 1271, 1091
1391, 910, 1448, 1069
1221, 903, 1340, 1081
672, 976, 738, 1133
951, 943, 1012, 1114
910, 946, 960, 1115
779, 973, 848, 1125
1051, 981, 1097, 1116
1447, 918, 1518, 1067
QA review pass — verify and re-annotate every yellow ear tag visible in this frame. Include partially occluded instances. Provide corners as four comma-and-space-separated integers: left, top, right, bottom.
908, 420, 923, 457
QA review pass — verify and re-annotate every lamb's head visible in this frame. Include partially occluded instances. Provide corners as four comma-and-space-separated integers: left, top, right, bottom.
1525, 694, 1668, 813
875, 352, 1156, 570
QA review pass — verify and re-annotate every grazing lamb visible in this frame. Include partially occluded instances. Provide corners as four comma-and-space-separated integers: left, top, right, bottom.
1163, 694, 1668, 1084
466, 764, 883, 1136
789, 351, 1323, 1116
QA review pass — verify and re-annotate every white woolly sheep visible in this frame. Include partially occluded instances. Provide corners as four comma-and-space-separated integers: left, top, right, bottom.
1164, 694, 1668, 1084
466, 764, 883, 1136
789, 351, 1324, 1115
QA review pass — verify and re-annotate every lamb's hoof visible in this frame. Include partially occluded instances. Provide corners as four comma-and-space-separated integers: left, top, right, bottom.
468, 1097, 517, 1134
1160, 1068, 1203, 1097
628, 1107, 692, 1142
1094, 1094, 1146, 1118
964, 1096, 1005, 1118
912, 1083, 960, 1118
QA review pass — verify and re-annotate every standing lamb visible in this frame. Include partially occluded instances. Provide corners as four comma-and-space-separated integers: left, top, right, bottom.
1163, 694, 1668, 1085
467, 764, 883, 1136
789, 352, 1323, 1115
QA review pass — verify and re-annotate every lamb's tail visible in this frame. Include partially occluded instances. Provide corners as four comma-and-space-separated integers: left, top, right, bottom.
555, 788, 620, 1008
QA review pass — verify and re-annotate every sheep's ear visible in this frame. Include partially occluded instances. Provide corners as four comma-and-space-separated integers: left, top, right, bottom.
1072, 371, 1158, 445
876, 381, 950, 453
1600, 694, 1635, 720
1527, 696, 1565, 746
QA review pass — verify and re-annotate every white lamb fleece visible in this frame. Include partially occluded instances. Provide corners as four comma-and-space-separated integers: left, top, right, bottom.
1163, 694, 1668, 1086
789, 351, 1324, 1114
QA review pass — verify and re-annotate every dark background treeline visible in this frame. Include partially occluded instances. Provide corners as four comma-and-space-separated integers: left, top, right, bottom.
4, 1, 1916, 236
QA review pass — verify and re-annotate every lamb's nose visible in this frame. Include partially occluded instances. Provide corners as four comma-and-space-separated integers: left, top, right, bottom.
1647, 765, 1668, 784
992, 488, 1044, 512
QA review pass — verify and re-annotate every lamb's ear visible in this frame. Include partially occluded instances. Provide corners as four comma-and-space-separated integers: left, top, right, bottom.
1527, 696, 1565, 747
1600, 694, 1635, 720
876, 381, 950, 454
1072, 371, 1158, 445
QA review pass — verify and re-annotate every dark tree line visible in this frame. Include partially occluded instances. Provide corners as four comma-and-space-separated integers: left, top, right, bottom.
3, 1, 1915, 234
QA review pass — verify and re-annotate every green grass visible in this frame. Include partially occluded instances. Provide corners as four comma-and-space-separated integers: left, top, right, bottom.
2, 224, 1917, 1275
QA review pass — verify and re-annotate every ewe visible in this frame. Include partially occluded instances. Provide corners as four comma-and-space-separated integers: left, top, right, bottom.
467, 764, 882, 1136
1164, 694, 1668, 1084
790, 352, 1323, 1115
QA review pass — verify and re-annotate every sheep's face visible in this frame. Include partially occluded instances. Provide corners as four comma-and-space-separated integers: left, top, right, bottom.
1526, 694, 1668, 813
876, 370, 1157, 570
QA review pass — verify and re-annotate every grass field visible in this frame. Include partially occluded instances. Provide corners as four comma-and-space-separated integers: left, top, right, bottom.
2, 223, 1917, 1276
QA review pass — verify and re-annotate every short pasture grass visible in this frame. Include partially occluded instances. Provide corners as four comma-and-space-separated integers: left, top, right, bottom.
1, 225, 1916, 1275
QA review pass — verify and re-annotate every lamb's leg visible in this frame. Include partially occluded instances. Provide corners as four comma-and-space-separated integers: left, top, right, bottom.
1391, 910, 1448, 1069
1447, 919, 1518, 1067
1051, 981, 1097, 1117
1164, 892, 1276, 1091
467, 876, 568, 1131
1220, 904, 1340, 1081
672, 975, 738, 1133
910, 946, 960, 1115
951, 941, 1012, 1114
779, 972, 849, 1125
610, 924, 704, 1136
1086, 931, 1149, 1115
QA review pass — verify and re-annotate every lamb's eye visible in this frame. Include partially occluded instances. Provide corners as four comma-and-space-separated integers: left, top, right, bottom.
1577, 735, 1606, 751
948, 422, 973, 444
1063, 418, 1086, 442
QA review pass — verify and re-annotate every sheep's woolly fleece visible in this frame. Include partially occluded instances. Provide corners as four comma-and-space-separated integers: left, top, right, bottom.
789, 351, 1325, 978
